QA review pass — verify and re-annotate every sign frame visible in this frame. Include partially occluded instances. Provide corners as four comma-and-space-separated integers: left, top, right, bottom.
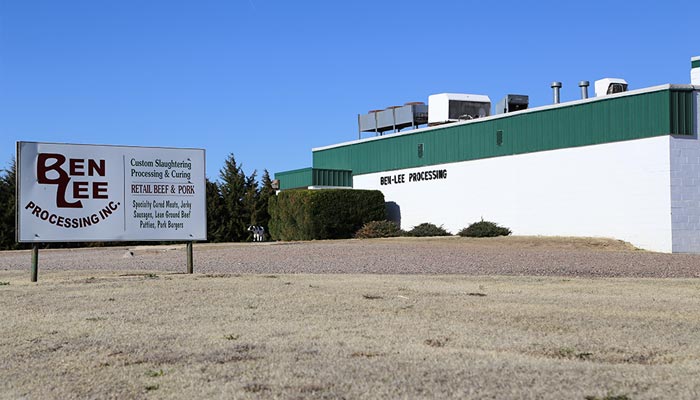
16, 141, 207, 243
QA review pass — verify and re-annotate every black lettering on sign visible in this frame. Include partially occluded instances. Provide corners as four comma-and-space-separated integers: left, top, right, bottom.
379, 169, 447, 185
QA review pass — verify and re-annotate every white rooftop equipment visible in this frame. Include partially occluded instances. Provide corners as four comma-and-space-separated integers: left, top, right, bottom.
495, 94, 529, 115
428, 93, 491, 125
594, 78, 628, 97
692, 56, 700, 85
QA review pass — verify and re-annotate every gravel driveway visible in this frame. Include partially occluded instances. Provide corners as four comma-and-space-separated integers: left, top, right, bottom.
2, 236, 699, 278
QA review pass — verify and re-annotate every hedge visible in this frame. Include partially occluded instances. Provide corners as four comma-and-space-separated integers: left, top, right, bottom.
268, 189, 386, 240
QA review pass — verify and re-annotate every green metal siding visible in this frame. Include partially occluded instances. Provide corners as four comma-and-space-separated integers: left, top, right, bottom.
276, 168, 312, 190
692, 59, 700, 69
276, 168, 352, 189
313, 89, 694, 175
669, 90, 694, 135
312, 169, 352, 187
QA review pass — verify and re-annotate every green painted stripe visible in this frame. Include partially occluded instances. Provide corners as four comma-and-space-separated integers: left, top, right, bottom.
312, 89, 691, 176
692, 59, 700, 69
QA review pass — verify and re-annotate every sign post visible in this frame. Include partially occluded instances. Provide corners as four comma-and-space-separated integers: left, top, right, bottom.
31, 244, 39, 282
17, 142, 207, 281
187, 242, 193, 274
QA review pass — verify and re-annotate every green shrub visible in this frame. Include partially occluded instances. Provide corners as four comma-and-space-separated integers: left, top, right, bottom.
407, 223, 451, 237
268, 190, 313, 241
268, 189, 386, 241
355, 220, 401, 238
458, 219, 511, 237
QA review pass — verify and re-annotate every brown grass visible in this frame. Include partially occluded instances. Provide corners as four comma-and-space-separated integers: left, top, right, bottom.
376, 234, 642, 251
1, 270, 699, 399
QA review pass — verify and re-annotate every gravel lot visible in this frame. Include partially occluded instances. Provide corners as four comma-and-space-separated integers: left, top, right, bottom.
2, 236, 700, 278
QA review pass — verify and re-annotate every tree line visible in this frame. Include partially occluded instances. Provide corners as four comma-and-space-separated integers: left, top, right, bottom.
0, 153, 275, 250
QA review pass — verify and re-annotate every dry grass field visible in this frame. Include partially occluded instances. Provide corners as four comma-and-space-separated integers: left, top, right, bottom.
1, 237, 700, 399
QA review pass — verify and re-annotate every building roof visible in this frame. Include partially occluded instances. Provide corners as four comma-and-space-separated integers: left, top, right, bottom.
310, 85, 696, 177
313, 84, 695, 152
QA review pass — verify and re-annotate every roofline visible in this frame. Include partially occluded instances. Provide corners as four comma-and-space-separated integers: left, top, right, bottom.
692, 56, 700, 62
313, 84, 696, 152
274, 167, 312, 176
307, 186, 354, 190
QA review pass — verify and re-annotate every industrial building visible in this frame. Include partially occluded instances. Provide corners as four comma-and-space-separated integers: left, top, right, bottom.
276, 57, 700, 253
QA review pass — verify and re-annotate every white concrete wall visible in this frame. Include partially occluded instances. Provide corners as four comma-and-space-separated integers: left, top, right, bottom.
670, 91, 700, 252
354, 136, 673, 252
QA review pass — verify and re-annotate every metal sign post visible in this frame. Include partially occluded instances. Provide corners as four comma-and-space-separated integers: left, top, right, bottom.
187, 242, 193, 274
31, 244, 39, 282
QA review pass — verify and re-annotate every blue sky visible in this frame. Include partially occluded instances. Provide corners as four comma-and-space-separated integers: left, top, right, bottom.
1, 0, 698, 182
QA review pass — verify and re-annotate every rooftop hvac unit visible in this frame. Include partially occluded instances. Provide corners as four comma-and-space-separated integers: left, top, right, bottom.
495, 94, 529, 115
594, 78, 628, 97
358, 102, 428, 136
428, 93, 491, 125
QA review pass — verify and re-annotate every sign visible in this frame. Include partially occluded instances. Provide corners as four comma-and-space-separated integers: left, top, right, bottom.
17, 142, 206, 242
380, 168, 447, 186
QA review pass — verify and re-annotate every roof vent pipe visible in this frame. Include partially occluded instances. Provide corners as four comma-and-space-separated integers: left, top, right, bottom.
551, 82, 562, 104
578, 81, 590, 99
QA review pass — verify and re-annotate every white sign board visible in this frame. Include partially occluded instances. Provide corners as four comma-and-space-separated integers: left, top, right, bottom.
17, 142, 206, 242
